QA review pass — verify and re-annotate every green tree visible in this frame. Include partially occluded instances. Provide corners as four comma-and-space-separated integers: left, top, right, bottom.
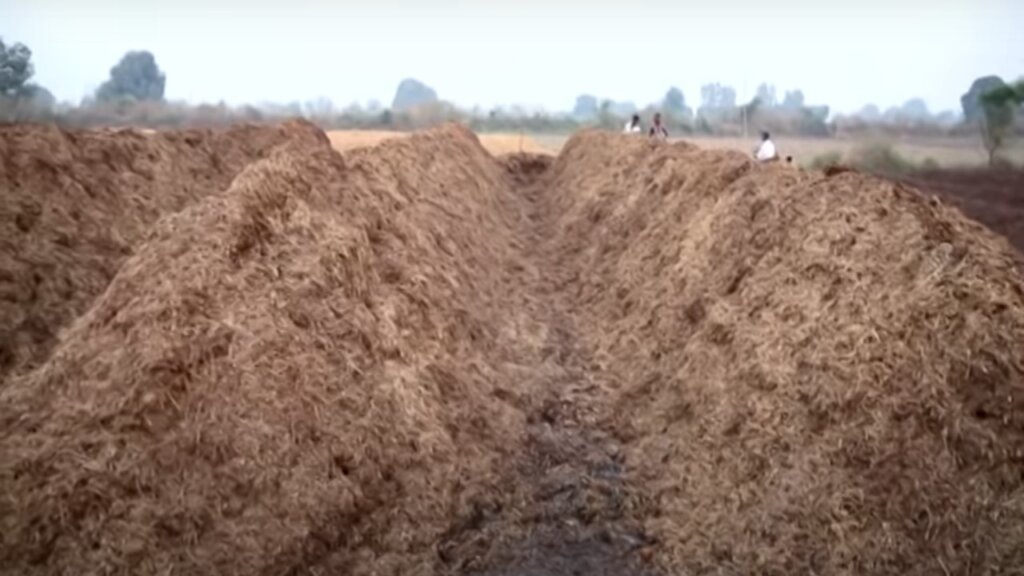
573, 94, 599, 119
597, 99, 618, 129
700, 83, 736, 109
0, 37, 57, 120
961, 75, 1006, 123
664, 86, 686, 113
782, 90, 805, 109
857, 103, 881, 121
96, 51, 166, 102
979, 80, 1024, 166
0, 37, 34, 96
901, 98, 930, 120
755, 83, 777, 108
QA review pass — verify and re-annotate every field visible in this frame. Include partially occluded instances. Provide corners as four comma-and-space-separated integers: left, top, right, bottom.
900, 167, 1024, 255
330, 129, 1024, 168
2, 121, 1024, 576
687, 135, 1024, 166
327, 129, 554, 155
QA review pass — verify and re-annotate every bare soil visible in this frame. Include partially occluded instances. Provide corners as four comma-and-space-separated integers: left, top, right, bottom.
899, 167, 1024, 257
438, 154, 657, 576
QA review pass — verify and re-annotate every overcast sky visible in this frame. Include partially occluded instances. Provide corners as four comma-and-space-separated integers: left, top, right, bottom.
3, 0, 1022, 114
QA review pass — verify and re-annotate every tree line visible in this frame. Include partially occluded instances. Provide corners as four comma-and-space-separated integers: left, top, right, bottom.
1, 37, 1021, 163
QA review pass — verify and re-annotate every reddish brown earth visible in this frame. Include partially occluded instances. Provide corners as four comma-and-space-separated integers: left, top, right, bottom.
900, 168, 1024, 257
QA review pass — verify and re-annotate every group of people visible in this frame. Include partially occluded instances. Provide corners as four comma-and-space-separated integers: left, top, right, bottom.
623, 113, 781, 163
623, 113, 668, 139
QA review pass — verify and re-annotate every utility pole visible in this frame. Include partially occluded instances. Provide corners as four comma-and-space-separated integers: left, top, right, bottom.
742, 80, 749, 138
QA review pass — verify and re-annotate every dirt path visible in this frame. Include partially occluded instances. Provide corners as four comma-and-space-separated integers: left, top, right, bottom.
438, 158, 659, 576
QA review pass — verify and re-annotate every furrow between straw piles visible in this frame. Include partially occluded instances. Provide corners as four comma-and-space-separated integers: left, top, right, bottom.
0, 121, 323, 384
0, 124, 535, 575
546, 131, 1024, 575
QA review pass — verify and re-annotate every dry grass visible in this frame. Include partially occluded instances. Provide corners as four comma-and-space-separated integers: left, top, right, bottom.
4, 121, 1024, 575
0, 124, 537, 575
326, 129, 407, 151
546, 132, 1024, 574
0, 121, 316, 384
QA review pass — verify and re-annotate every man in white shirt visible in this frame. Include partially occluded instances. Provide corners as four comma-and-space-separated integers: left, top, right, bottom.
755, 131, 778, 162
624, 114, 642, 134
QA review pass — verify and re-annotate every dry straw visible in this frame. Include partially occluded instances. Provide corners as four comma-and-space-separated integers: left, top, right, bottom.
0, 121, 319, 383
3, 122, 1023, 575
546, 131, 1024, 575
1, 123, 536, 575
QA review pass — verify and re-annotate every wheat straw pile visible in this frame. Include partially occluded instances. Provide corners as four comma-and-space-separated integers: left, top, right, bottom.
1, 124, 534, 575
546, 131, 1024, 575
0, 121, 321, 383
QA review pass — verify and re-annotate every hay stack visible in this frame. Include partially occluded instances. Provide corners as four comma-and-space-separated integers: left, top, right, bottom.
0, 121, 323, 383
546, 132, 1024, 574
1, 125, 533, 575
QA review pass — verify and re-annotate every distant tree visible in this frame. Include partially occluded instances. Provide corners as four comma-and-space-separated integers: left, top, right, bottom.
782, 90, 805, 109
0, 37, 35, 96
96, 51, 166, 102
304, 97, 335, 118
664, 86, 686, 113
797, 107, 831, 136
741, 95, 761, 118
961, 75, 1007, 123
19, 84, 55, 107
979, 80, 1024, 165
857, 104, 881, 121
341, 101, 364, 116
696, 114, 713, 134
882, 106, 903, 122
700, 83, 736, 109
0, 38, 57, 120
933, 110, 960, 126
739, 95, 761, 135
609, 100, 638, 117
755, 83, 777, 108
573, 94, 599, 119
900, 98, 930, 120
806, 105, 830, 122
391, 78, 438, 111
597, 99, 618, 129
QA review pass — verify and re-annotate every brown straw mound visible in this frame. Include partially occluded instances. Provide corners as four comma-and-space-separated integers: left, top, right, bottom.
0, 121, 324, 383
546, 132, 1024, 575
1, 124, 534, 575
4, 122, 1023, 576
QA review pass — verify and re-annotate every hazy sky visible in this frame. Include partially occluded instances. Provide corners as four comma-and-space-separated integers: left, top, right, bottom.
3, 0, 1022, 114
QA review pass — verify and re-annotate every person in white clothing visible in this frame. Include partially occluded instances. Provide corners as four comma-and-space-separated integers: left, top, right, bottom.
624, 114, 642, 134
755, 131, 778, 162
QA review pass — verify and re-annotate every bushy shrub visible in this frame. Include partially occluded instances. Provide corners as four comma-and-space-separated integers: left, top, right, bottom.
848, 142, 917, 174
807, 150, 843, 170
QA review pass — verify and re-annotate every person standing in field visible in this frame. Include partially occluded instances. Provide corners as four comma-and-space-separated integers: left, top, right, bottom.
754, 131, 779, 162
649, 113, 668, 140
624, 114, 642, 134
